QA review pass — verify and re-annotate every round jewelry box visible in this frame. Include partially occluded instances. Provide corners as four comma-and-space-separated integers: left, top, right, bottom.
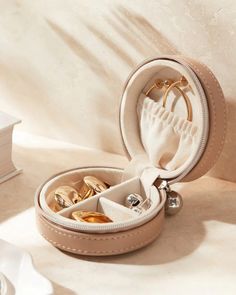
35, 56, 226, 256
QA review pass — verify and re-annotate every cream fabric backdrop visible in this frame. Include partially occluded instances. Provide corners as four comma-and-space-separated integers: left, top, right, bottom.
0, 0, 234, 181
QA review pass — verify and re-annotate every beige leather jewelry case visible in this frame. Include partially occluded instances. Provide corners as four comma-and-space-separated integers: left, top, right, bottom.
35, 56, 226, 256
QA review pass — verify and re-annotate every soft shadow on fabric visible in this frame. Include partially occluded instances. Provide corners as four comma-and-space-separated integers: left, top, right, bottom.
45, 6, 180, 154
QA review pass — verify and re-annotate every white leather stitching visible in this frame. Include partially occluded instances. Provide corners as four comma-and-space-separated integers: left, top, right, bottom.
39, 212, 163, 241
40, 230, 160, 255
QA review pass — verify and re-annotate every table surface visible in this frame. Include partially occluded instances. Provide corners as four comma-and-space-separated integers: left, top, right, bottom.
0, 132, 236, 295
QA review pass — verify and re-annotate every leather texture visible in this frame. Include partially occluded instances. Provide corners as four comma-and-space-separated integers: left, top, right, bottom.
176, 56, 227, 182
36, 207, 164, 256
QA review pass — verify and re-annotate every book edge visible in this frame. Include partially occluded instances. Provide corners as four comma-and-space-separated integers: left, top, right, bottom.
0, 119, 21, 133
0, 168, 22, 184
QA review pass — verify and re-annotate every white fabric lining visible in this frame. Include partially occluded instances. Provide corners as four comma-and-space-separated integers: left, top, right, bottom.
137, 95, 198, 170
138, 95, 198, 136
98, 197, 138, 222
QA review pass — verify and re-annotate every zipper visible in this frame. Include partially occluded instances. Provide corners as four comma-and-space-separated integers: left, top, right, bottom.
168, 62, 209, 184
39, 200, 164, 232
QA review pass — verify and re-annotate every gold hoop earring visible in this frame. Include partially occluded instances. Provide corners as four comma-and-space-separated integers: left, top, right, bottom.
145, 79, 164, 96
162, 76, 192, 122
145, 78, 176, 98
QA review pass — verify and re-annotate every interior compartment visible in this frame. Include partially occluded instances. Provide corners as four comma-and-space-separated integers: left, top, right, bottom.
61, 197, 137, 222
98, 198, 138, 222
56, 176, 159, 222
120, 58, 209, 181
57, 176, 141, 217
40, 167, 124, 214
38, 167, 164, 232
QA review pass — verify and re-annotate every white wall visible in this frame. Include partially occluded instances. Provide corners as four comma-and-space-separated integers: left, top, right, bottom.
0, 0, 235, 181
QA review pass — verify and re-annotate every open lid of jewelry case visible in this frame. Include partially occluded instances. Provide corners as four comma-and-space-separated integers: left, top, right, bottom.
119, 56, 226, 184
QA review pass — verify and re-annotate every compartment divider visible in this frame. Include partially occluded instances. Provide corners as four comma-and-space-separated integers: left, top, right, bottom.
98, 197, 137, 222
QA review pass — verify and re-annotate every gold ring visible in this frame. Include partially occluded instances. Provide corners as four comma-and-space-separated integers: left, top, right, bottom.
49, 199, 64, 213
83, 176, 109, 194
71, 210, 113, 223
145, 79, 164, 96
54, 186, 82, 209
76, 180, 95, 201
52, 177, 110, 212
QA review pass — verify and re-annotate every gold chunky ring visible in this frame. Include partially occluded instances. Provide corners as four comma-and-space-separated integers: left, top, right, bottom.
54, 186, 82, 209
76, 180, 95, 201
52, 176, 109, 212
83, 176, 109, 194
71, 210, 113, 223
49, 199, 64, 213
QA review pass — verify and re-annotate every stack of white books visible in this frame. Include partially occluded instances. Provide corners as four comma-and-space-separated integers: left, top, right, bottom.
0, 111, 21, 184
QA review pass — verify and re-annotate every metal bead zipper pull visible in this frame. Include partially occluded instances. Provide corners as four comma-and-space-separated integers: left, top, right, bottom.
159, 180, 183, 216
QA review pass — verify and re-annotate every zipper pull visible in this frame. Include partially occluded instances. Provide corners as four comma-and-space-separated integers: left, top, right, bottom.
160, 180, 183, 216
